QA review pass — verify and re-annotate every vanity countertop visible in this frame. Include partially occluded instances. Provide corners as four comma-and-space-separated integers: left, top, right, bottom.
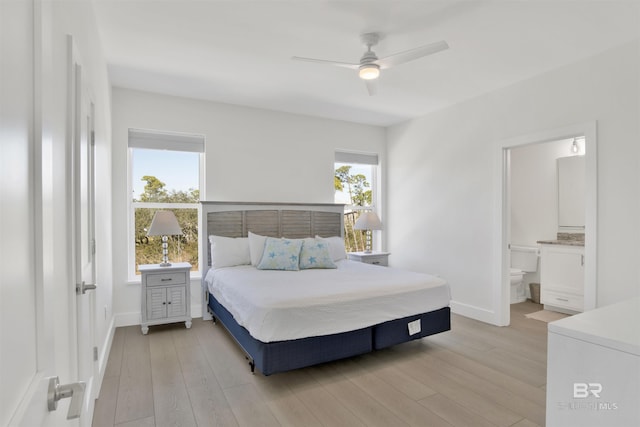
537, 232, 585, 246
537, 239, 585, 247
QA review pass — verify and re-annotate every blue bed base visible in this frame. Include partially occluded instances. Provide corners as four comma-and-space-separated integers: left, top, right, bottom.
207, 293, 450, 376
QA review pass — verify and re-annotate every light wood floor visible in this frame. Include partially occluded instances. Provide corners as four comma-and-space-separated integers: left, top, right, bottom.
93, 301, 548, 427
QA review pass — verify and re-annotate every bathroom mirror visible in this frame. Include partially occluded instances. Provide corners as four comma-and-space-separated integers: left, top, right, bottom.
557, 155, 585, 229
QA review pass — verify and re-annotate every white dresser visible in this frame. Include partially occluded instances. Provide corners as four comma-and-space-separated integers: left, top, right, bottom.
546, 298, 640, 427
139, 262, 192, 334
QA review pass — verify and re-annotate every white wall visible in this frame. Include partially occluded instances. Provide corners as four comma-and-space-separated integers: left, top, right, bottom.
387, 40, 640, 323
111, 88, 385, 324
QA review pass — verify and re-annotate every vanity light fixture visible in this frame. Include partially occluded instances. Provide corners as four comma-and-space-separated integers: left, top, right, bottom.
570, 138, 579, 154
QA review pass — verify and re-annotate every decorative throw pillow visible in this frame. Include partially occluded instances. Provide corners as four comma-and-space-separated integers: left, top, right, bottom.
316, 235, 347, 261
299, 239, 337, 269
248, 231, 268, 266
209, 235, 250, 269
257, 237, 303, 271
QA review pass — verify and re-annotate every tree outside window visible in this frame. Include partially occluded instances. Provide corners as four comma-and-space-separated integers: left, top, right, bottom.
334, 162, 375, 252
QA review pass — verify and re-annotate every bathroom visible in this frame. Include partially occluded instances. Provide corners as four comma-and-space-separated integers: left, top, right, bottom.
509, 137, 586, 305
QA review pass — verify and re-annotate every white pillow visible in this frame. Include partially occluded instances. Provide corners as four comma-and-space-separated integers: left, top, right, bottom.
209, 235, 250, 269
315, 235, 347, 261
248, 231, 268, 266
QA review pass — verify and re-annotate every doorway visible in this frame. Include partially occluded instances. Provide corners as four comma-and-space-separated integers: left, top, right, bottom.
495, 122, 597, 326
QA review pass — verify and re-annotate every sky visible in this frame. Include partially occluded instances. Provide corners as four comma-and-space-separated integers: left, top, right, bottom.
132, 148, 199, 199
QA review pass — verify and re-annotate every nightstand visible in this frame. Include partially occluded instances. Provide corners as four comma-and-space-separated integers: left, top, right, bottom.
139, 262, 192, 334
348, 251, 390, 266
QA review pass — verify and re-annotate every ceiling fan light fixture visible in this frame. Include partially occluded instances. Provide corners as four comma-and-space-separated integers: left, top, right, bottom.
359, 64, 380, 80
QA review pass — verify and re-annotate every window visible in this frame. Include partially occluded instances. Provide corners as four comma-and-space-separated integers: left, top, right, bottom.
128, 129, 204, 278
334, 151, 379, 252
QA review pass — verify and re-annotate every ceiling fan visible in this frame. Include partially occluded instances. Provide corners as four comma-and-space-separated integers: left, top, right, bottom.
292, 32, 449, 96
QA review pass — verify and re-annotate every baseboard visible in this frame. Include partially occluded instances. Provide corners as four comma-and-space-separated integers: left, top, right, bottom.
450, 300, 497, 325
114, 304, 203, 329
94, 315, 115, 400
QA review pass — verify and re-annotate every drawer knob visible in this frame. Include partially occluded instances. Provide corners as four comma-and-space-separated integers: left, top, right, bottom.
161, 278, 172, 282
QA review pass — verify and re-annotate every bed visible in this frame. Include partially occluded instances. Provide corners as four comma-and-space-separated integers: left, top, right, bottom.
200, 202, 451, 375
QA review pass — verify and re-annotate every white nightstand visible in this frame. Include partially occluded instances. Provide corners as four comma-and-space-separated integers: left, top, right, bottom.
348, 251, 390, 266
139, 262, 192, 334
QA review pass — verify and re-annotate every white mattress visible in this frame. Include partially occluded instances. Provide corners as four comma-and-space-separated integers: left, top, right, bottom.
204, 259, 451, 342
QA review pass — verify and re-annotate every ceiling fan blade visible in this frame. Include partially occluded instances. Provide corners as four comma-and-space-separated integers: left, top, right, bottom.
376, 40, 449, 69
291, 56, 359, 70
365, 79, 377, 96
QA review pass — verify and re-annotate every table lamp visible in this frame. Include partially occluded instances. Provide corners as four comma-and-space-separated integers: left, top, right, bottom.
147, 210, 183, 267
354, 211, 383, 253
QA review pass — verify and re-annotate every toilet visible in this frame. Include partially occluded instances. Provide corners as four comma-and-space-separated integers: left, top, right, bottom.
510, 245, 539, 304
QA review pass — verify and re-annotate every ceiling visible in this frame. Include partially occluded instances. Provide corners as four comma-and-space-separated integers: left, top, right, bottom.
94, 0, 640, 127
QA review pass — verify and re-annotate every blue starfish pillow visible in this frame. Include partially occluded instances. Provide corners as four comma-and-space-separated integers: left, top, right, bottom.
299, 238, 337, 270
256, 237, 303, 271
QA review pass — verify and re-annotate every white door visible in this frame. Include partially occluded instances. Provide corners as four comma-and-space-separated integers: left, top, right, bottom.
1, 4, 95, 425
71, 50, 98, 425
1, 0, 75, 425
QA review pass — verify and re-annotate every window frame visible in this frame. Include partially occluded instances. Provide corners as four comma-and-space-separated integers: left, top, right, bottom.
127, 129, 205, 281
334, 150, 381, 252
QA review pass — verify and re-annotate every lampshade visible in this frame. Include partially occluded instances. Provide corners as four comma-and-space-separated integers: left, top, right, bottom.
354, 211, 383, 230
147, 210, 182, 236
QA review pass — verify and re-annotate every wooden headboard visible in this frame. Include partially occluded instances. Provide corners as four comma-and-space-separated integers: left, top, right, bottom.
200, 201, 344, 267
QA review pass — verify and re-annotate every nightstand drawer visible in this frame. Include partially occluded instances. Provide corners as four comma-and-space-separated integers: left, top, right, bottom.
361, 255, 388, 266
146, 271, 187, 286
348, 252, 390, 267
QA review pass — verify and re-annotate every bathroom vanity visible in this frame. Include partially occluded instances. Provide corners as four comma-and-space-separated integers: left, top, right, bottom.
538, 238, 585, 313
537, 154, 588, 314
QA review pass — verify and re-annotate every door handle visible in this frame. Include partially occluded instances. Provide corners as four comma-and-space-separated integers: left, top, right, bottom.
76, 281, 97, 294
47, 376, 86, 420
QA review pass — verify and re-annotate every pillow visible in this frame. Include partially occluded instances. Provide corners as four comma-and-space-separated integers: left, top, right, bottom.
209, 235, 250, 269
257, 237, 303, 271
299, 238, 337, 269
248, 231, 268, 266
316, 235, 347, 261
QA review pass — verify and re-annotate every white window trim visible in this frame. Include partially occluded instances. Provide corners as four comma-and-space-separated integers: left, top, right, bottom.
126, 130, 205, 281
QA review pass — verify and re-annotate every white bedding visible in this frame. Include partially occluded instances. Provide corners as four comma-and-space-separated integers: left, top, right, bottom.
204, 259, 451, 342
